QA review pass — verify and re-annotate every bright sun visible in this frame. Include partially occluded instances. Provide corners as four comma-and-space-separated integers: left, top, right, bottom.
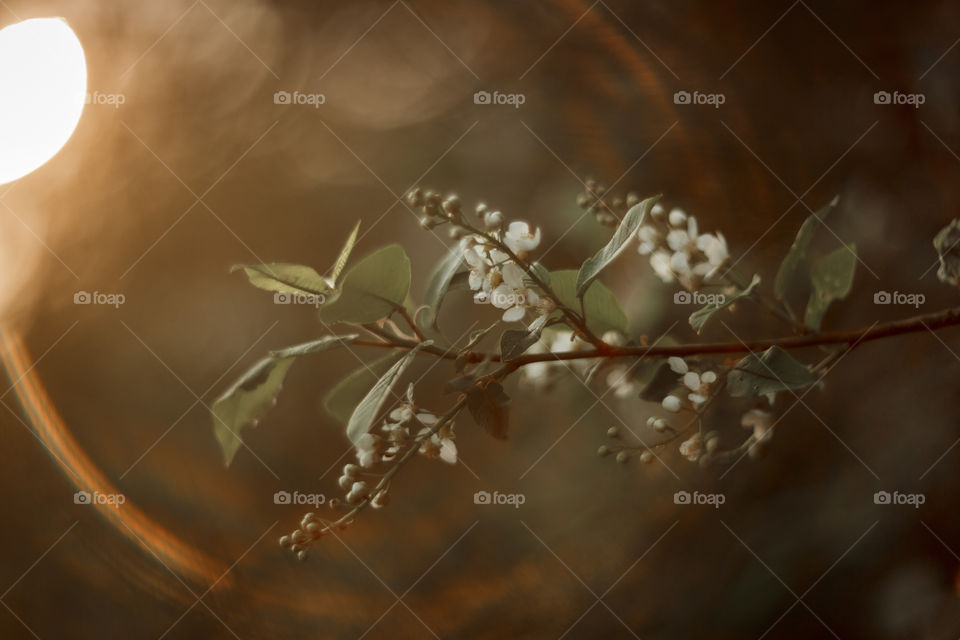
0, 18, 87, 185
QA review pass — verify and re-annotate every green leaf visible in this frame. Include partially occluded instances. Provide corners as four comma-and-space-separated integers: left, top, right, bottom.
804, 245, 857, 331
689, 275, 761, 334
269, 334, 359, 359
318, 244, 411, 325
549, 270, 628, 335
212, 356, 293, 467
345, 341, 432, 445
530, 262, 551, 286
727, 346, 819, 398
420, 246, 466, 331
774, 196, 838, 302
330, 220, 361, 285
233, 263, 331, 296
466, 381, 510, 439
576, 195, 660, 298
213, 334, 358, 466
499, 314, 549, 361
323, 352, 403, 425
638, 362, 680, 402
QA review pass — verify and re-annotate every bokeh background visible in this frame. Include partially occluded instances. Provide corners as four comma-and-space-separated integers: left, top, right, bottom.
1, 0, 960, 637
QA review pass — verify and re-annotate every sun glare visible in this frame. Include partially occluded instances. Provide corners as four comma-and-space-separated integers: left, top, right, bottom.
0, 18, 86, 185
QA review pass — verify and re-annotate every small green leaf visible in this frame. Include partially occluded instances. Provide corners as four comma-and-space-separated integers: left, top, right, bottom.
269, 334, 359, 359
466, 381, 510, 439
318, 244, 411, 325
727, 346, 818, 398
420, 246, 466, 331
689, 275, 761, 334
549, 270, 628, 335
212, 356, 294, 467
323, 352, 403, 425
499, 314, 550, 361
345, 341, 432, 445
233, 263, 331, 296
330, 220, 361, 285
804, 245, 857, 331
213, 334, 358, 466
774, 196, 838, 302
576, 195, 660, 297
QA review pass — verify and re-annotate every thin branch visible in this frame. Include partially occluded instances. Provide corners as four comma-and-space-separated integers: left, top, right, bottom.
349, 305, 960, 366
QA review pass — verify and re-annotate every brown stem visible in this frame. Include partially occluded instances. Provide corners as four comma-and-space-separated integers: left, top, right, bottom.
351, 305, 960, 366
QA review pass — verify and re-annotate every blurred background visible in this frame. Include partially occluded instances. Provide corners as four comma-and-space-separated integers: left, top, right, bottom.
1, 0, 960, 637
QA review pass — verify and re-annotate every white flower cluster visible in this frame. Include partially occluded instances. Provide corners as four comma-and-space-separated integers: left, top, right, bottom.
637, 205, 729, 290
461, 219, 554, 323
661, 357, 718, 412
352, 387, 457, 470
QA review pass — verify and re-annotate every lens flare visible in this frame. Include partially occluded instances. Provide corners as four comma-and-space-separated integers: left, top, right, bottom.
0, 18, 87, 185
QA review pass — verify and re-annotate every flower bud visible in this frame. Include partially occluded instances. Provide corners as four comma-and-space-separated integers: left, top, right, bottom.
639, 450, 654, 464
615, 451, 630, 464
661, 395, 681, 412
597, 445, 611, 457
442, 195, 461, 216
607, 426, 619, 438
279, 535, 292, 548
668, 208, 686, 227
296, 550, 308, 562
483, 210, 503, 229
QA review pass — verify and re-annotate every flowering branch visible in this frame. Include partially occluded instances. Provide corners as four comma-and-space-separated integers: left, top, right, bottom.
211, 178, 960, 561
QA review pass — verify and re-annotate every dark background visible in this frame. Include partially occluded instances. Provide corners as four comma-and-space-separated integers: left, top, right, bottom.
1, 0, 959, 637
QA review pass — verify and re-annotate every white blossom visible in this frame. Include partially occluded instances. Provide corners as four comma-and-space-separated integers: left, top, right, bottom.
490, 262, 538, 322
667, 358, 717, 408
650, 249, 675, 282
636, 225, 660, 255
636, 205, 730, 288
418, 424, 457, 464
355, 433, 381, 468
504, 221, 541, 254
